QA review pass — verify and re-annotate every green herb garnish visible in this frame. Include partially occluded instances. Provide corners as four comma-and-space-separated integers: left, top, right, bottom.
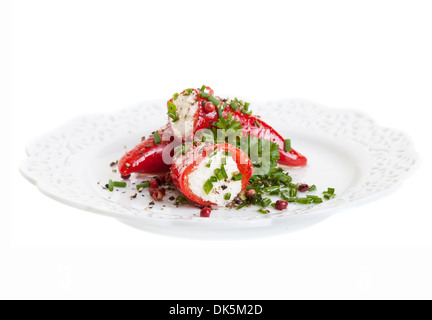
208, 95, 221, 107
203, 179, 214, 195
230, 100, 239, 111
176, 195, 188, 205
217, 106, 223, 119
284, 139, 291, 152
182, 144, 190, 155
153, 131, 161, 144
224, 193, 232, 200
113, 181, 127, 188
208, 150, 217, 158
136, 181, 150, 190
232, 173, 243, 181
168, 101, 179, 122
183, 88, 194, 96
323, 188, 336, 200
214, 168, 224, 181
220, 165, 228, 179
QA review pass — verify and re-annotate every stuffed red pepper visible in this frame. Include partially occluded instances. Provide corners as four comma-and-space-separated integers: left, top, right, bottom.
171, 142, 254, 207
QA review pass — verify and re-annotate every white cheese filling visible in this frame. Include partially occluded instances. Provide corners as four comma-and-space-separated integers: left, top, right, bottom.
188, 149, 242, 206
169, 92, 199, 140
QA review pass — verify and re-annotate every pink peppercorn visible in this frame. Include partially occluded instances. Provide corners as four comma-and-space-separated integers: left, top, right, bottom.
275, 200, 288, 210
152, 191, 164, 201
200, 207, 212, 217
298, 184, 309, 192
149, 179, 159, 188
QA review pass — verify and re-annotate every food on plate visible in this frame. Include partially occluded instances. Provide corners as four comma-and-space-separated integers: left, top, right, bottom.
110, 86, 335, 217
171, 142, 254, 207
119, 86, 306, 176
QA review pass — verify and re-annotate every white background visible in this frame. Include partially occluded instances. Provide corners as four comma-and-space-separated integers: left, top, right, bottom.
2, 0, 432, 300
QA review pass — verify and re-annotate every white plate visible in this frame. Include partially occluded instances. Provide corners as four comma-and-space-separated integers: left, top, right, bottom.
20, 100, 419, 238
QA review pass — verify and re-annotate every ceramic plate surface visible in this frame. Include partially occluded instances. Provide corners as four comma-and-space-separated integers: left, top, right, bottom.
20, 100, 418, 238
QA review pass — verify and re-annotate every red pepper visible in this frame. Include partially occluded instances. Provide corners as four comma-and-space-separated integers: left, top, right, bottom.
171, 143, 254, 207
118, 125, 179, 175
120, 87, 306, 177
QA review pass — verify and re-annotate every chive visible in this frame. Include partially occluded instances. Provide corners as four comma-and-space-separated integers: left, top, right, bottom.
176, 195, 188, 205
182, 144, 190, 155
306, 195, 320, 199
244, 102, 250, 108
136, 181, 150, 190
232, 173, 243, 181
108, 179, 114, 192
168, 101, 179, 122
224, 193, 232, 200
208, 96, 221, 107
206, 160, 212, 168
230, 101, 239, 111
261, 198, 272, 207
309, 185, 317, 191
214, 169, 224, 181
280, 192, 297, 202
327, 188, 335, 195
200, 92, 210, 98
184, 88, 193, 95
200, 84, 206, 91
269, 190, 280, 196
153, 132, 161, 144
221, 158, 227, 165
255, 120, 261, 127
174, 145, 183, 156
236, 203, 247, 210
168, 113, 178, 122
284, 139, 292, 152
208, 150, 217, 158
241, 105, 252, 115
264, 186, 279, 193
289, 188, 297, 197
312, 198, 323, 204
203, 179, 214, 195
168, 100, 176, 111
224, 151, 232, 156
210, 176, 218, 183
216, 106, 223, 119
323, 188, 336, 200
258, 208, 268, 214
173, 93, 179, 100
296, 198, 314, 204
113, 181, 127, 188
220, 165, 228, 179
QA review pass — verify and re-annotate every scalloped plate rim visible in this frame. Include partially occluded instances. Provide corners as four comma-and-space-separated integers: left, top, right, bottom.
19, 99, 420, 235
